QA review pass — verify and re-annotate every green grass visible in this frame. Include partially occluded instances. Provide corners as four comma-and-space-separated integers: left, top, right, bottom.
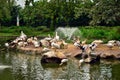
79, 26, 120, 43
0, 26, 120, 43
0, 26, 54, 37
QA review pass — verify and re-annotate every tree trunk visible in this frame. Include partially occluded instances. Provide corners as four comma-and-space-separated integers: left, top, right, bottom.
0, 21, 1, 30
50, 16, 54, 30
16, 15, 20, 26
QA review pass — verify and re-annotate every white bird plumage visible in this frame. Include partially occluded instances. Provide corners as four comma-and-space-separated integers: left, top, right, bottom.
79, 59, 84, 67
32, 40, 40, 48
54, 32, 59, 41
5, 43, 9, 47
107, 42, 114, 49
59, 59, 68, 65
74, 39, 81, 48
51, 41, 60, 49
20, 31, 27, 40
42, 47, 51, 52
89, 42, 98, 51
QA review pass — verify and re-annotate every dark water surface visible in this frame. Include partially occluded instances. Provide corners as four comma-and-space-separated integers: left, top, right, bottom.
0, 37, 120, 80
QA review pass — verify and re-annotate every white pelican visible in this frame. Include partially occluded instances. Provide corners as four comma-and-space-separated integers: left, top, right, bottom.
33, 36, 38, 41
42, 47, 51, 52
79, 59, 84, 67
51, 41, 60, 49
40, 39, 50, 47
107, 42, 114, 49
92, 40, 103, 44
82, 39, 87, 45
74, 38, 81, 48
54, 32, 59, 41
44, 34, 52, 41
61, 40, 68, 49
17, 41, 28, 47
27, 37, 33, 44
20, 31, 27, 40
32, 40, 40, 48
5, 43, 9, 47
115, 41, 120, 48
89, 43, 98, 51
108, 40, 116, 43
59, 58, 68, 66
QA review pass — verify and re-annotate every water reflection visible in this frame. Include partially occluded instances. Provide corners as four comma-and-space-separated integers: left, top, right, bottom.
12, 54, 44, 80
81, 64, 91, 80
0, 49, 120, 80
100, 63, 112, 80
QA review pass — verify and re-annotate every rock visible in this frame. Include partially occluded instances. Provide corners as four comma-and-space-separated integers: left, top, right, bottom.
41, 56, 61, 63
100, 53, 114, 59
41, 50, 67, 64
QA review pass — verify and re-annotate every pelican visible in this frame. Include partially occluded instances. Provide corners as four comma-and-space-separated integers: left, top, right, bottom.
20, 31, 27, 40
44, 34, 52, 41
92, 40, 103, 44
115, 41, 120, 48
21, 61, 27, 69
74, 38, 81, 48
80, 44, 92, 57
89, 42, 98, 51
51, 41, 60, 49
42, 47, 51, 52
17, 41, 25, 47
80, 44, 88, 52
107, 42, 114, 49
40, 39, 50, 47
33, 36, 38, 41
27, 37, 33, 42
79, 59, 84, 67
5, 43, 9, 47
74, 42, 80, 48
82, 39, 87, 45
54, 32, 59, 41
59, 58, 68, 66
12, 37, 22, 44
108, 40, 116, 43
61, 40, 68, 49
32, 40, 40, 48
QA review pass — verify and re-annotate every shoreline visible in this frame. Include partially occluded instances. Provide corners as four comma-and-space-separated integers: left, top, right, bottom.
17, 43, 120, 60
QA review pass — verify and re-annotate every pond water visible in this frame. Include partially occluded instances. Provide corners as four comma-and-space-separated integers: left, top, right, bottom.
0, 37, 120, 80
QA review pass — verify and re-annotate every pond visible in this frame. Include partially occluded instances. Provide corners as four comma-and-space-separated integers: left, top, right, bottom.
0, 37, 120, 80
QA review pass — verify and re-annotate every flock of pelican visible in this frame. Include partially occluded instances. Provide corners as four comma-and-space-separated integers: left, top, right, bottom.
5, 31, 120, 66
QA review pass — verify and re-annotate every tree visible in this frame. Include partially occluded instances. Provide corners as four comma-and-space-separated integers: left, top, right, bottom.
0, 0, 10, 26
74, 0, 94, 26
90, 0, 120, 26
21, 0, 48, 27
10, 5, 21, 26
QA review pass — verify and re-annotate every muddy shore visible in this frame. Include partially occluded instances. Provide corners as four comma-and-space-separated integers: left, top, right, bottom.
18, 44, 120, 59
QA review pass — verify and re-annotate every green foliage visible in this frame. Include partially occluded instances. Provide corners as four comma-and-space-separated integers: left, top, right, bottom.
0, 0, 15, 26
80, 26, 120, 43
74, 0, 93, 18
0, 26, 53, 37
36, 26, 50, 32
0, 26, 120, 43
90, 0, 120, 26
0, 0, 120, 28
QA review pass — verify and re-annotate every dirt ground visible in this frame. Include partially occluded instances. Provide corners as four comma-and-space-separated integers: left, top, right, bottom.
18, 44, 120, 59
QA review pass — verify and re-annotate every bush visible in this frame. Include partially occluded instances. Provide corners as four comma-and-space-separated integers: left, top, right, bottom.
80, 26, 120, 43
36, 26, 48, 31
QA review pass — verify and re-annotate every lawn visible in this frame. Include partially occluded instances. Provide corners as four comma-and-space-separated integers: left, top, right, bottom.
0, 26, 120, 43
